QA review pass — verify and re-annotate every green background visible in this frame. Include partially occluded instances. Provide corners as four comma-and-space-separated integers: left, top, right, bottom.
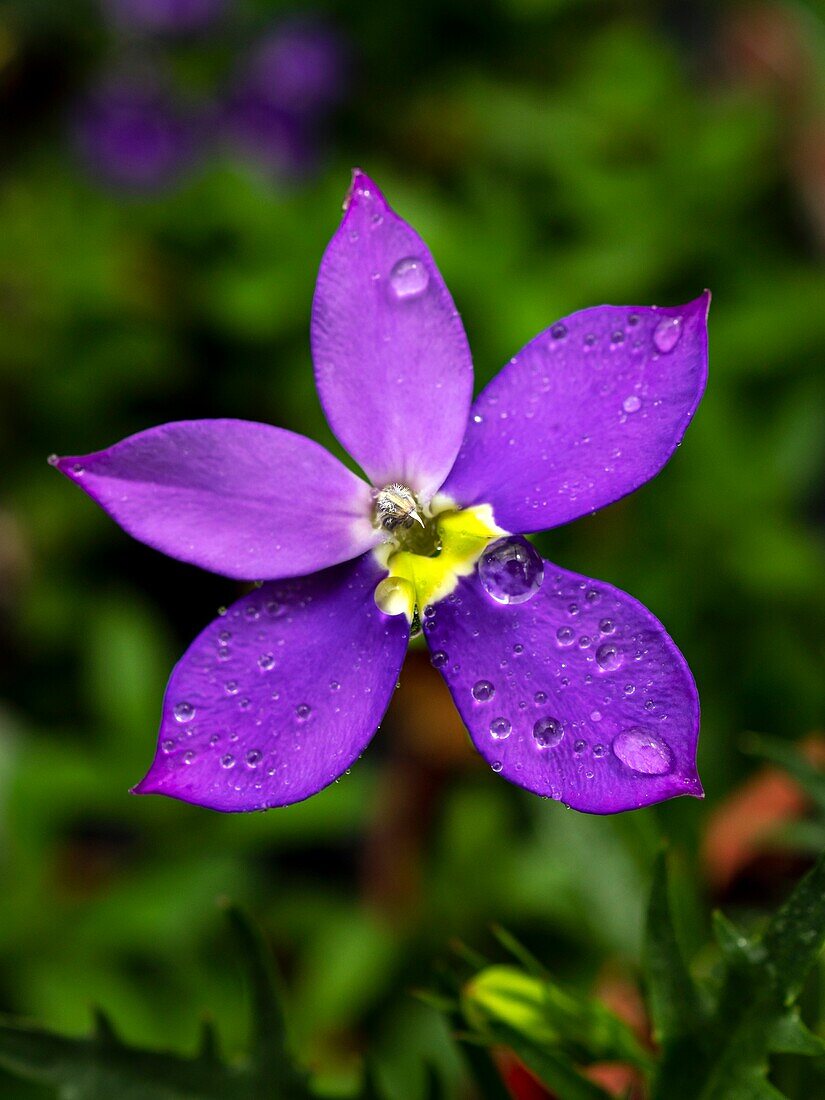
1, 0, 824, 1095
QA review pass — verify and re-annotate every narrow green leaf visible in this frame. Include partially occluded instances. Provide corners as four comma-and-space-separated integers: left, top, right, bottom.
644, 851, 706, 1044
485, 1022, 612, 1100
490, 924, 548, 977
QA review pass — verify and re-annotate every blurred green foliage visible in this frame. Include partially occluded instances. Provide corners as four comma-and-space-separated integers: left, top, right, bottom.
1, 0, 825, 1097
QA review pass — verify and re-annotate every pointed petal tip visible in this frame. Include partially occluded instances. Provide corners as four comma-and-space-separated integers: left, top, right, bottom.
343, 168, 384, 212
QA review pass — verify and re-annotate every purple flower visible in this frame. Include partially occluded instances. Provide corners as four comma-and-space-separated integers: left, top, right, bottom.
72, 74, 201, 192
54, 172, 709, 814
222, 18, 348, 179
102, 0, 226, 35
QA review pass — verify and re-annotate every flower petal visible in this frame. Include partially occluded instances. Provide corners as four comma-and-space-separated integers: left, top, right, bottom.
440, 295, 710, 532
311, 171, 474, 499
423, 560, 701, 813
55, 419, 380, 580
133, 552, 408, 810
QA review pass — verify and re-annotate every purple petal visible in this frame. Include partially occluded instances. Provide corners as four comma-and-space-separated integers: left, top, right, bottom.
55, 420, 380, 580
133, 553, 408, 810
424, 558, 701, 813
311, 171, 474, 500
440, 295, 710, 532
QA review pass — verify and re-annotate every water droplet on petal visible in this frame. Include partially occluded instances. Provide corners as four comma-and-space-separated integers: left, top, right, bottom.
257, 653, 275, 671
478, 536, 543, 605
556, 626, 575, 647
430, 650, 448, 669
489, 717, 511, 740
653, 316, 682, 353
245, 749, 262, 768
220, 754, 235, 769
296, 703, 312, 721
374, 576, 415, 617
174, 702, 195, 723
612, 728, 672, 774
161, 739, 175, 753
47, 454, 59, 466
491, 760, 503, 773
472, 680, 495, 702
550, 322, 567, 340
534, 691, 547, 705
389, 256, 430, 299
533, 718, 563, 748
623, 395, 641, 414
183, 750, 196, 765
599, 619, 615, 634
596, 643, 623, 671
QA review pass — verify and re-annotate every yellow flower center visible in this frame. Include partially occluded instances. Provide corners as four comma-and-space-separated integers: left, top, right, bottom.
373, 500, 504, 622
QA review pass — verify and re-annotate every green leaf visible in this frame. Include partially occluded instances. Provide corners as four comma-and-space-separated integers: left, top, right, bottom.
646, 850, 825, 1100
483, 1021, 612, 1100
644, 851, 707, 1046
0, 905, 312, 1100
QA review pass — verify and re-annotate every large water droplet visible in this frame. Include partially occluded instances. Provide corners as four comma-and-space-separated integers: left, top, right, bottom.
653, 316, 682, 353
374, 576, 415, 617
533, 717, 563, 749
174, 701, 195, 723
478, 536, 543, 605
472, 679, 495, 702
489, 717, 511, 740
389, 257, 429, 300
612, 728, 672, 775
596, 643, 623, 671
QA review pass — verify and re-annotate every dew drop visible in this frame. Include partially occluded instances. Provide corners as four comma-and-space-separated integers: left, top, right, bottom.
224, 681, 238, 695
574, 739, 586, 754
593, 743, 606, 757
296, 703, 312, 721
556, 626, 575, 647
623, 395, 641, 414
612, 728, 672, 774
374, 576, 415, 617
329, 680, 340, 692
550, 322, 567, 340
389, 256, 429, 299
533, 717, 563, 749
430, 650, 448, 669
174, 701, 195, 723
489, 717, 511, 741
478, 536, 544, 605
534, 690, 547, 705
257, 653, 275, 671
596, 643, 623, 671
472, 680, 495, 702
220, 754, 235, 769
183, 750, 196, 765
71, 463, 85, 475
161, 739, 175, 753
245, 749, 262, 768
599, 618, 615, 634
47, 453, 59, 466
653, 316, 682, 353
491, 760, 503, 773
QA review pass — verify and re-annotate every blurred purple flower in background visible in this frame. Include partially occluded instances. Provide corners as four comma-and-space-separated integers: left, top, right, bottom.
72, 73, 202, 191
102, 0, 226, 35
224, 17, 348, 179
55, 173, 709, 816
